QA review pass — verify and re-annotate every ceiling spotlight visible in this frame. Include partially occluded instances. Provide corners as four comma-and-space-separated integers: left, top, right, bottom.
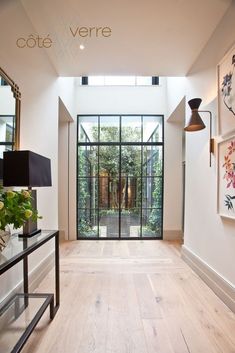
79, 44, 85, 50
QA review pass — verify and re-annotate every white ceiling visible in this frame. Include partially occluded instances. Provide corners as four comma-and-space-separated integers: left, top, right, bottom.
21, 0, 231, 76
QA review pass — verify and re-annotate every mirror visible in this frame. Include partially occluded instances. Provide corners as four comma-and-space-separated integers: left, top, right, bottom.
0, 67, 21, 161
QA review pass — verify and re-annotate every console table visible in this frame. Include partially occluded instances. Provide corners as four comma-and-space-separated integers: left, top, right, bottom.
0, 230, 59, 353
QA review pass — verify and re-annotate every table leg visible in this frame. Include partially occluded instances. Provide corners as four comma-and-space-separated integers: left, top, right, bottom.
54, 232, 60, 314
23, 256, 29, 308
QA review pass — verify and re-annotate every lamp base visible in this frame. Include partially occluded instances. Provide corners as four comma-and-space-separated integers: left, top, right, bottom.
19, 189, 40, 238
18, 229, 41, 238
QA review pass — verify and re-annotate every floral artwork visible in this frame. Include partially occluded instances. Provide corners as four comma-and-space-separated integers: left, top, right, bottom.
218, 44, 235, 135
218, 137, 235, 219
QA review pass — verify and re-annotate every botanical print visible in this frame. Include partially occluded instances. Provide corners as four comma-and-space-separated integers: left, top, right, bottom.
222, 140, 235, 210
218, 44, 235, 135
221, 55, 235, 116
218, 137, 235, 219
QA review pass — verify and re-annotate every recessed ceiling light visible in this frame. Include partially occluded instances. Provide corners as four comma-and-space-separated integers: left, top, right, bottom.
80, 44, 85, 50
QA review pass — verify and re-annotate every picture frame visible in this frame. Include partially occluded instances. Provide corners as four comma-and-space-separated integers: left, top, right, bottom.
217, 43, 235, 136
217, 135, 235, 219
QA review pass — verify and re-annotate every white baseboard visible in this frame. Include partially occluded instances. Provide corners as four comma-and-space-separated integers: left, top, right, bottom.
29, 251, 54, 292
0, 252, 54, 329
182, 245, 235, 313
163, 230, 183, 240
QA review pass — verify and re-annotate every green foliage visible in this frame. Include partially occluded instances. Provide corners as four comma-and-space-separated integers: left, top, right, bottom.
78, 209, 97, 236
99, 145, 119, 177
142, 226, 156, 237
148, 209, 161, 232
147, 153, 162, 232
93, 127, 141, 177
0, 188, 41, 231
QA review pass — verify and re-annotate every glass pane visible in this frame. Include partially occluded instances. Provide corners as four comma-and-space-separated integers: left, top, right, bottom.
78, 178, 98, 209
100, 116, 119, 142
0, 231, 56, 267
88, 76, 105, 85
78, 116, 98, 143
119, 176, 141, 209
121, 116, 141, 142
143, 116, 162, 142
0, 295, 48, 352
99, 175, 120, 209
78, 209, 98, 237
99, 145, 119, 178
136, 76, 152, 86
0, 144, 13, 159
99, 145, 119, 210
121, 209, 141, 238
78, 145, 98, 177
121, 145, 141, 177
99, 209, 119, 238
104, 76, 135, 85
142, 177, 163, 208
142, 209, 162, 238
142, 145, 163, 176
0, 116, 15, 143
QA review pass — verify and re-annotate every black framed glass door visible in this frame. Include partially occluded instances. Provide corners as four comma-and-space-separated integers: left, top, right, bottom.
77, 115, 164, 239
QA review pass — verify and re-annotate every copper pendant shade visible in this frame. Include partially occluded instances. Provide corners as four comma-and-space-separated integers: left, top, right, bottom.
184, 98, 206, 131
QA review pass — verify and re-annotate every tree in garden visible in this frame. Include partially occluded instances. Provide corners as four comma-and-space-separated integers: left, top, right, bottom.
96, 126, 142, 209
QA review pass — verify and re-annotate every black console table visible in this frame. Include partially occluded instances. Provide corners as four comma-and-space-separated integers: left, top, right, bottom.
0, 230, 59, 353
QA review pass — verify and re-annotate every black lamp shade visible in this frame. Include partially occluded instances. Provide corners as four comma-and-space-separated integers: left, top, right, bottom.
184, 111, 206, 131
3, 150, 52, 187
184, 97, 206, 132
188, 98, 202, 110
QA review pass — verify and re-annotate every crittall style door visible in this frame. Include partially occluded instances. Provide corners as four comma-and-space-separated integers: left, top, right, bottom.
77, 115, 164, 239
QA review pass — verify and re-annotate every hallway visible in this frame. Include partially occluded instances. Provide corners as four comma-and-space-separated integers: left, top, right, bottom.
23, 241, 235, 353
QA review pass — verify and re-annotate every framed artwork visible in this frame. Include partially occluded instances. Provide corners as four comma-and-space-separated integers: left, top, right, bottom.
218, 135, 235, 219
217, 44, 235, 136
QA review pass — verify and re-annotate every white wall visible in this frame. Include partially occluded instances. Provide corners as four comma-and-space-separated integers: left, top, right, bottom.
58, 77, 76, 120
184, 1, 235, 285
0, 0, 59, 301
58, 99, 72, 240
68, 80, 183, 239
166, 77, 186, 119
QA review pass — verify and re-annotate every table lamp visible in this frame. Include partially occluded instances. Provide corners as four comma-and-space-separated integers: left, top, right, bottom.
3, 150, 52, 237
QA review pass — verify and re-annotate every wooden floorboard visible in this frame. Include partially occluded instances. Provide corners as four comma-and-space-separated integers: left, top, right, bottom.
18, 240, 235, 353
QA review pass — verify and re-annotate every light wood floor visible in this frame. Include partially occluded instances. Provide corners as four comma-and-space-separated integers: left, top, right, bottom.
22, 240, 235, 353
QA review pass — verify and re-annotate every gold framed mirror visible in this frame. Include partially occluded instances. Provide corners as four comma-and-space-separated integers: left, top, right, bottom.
0, 67, 21, 155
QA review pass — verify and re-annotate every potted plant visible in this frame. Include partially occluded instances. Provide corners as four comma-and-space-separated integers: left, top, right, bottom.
0, 188, 40, 251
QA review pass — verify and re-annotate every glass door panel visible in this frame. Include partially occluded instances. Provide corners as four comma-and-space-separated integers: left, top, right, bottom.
142, 177, 163, 209
99, 209, 119, 238
78, 116, 98, 143
143, 115, 163, 143
121, 209, 141, 238
121, 116, 141, 142
100, 116, 120, 142
78, 145, 98, 176
142, 145, 163, 176
78, 178, 98, 209
99, 145, 119, 238
99, 145, 119, 179
121, 145, 141, 178
78, 209, 98, 237
142, 208, 162, 238
120, 146, 142, 237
